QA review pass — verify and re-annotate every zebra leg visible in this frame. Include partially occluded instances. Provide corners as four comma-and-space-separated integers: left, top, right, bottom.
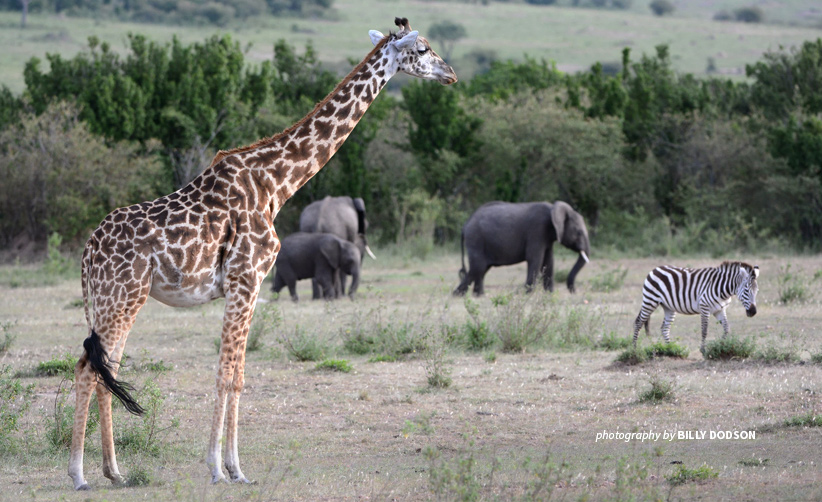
714, 308, 730, 338
633, 301, 657, 347
700, 306, 711, 355
660, 307, 676, 343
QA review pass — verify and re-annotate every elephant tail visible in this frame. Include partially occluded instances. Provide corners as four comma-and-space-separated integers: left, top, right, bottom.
458, 231, 466, 281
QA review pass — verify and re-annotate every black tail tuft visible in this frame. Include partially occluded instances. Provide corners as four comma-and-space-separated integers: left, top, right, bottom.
84, 330, 144, 416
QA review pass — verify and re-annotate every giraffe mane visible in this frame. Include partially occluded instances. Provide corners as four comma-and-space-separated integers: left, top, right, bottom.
207, 36, 391, 169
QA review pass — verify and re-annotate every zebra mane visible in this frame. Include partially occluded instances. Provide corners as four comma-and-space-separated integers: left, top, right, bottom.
719, 261, 756, 275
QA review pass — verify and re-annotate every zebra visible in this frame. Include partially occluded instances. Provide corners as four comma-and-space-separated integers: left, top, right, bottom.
633, 261, 760, 354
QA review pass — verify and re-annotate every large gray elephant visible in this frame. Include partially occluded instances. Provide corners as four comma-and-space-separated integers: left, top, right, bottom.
271, 232, 362, 302
299, 195, 376, 296
453, 201, 590, 296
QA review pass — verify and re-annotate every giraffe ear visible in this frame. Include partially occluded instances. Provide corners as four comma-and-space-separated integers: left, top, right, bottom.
369, 30, 384, 46
391, 31, 419, 51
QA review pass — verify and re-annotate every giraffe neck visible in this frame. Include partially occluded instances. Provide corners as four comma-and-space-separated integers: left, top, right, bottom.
216, 38, 397, 215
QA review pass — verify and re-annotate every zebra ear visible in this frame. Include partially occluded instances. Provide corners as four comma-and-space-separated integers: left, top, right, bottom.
753, 266, 759, 279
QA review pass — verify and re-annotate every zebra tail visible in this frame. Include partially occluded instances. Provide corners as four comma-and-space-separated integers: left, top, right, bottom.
83, 330, 144, 416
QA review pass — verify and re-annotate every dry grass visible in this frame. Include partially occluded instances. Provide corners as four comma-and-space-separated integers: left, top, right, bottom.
1, 251, 822, 500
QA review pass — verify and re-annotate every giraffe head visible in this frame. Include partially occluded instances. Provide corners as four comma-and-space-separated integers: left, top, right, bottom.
368, 17, 458, 85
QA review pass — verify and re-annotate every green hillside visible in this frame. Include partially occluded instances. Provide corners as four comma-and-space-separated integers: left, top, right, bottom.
2, 1, 821, 93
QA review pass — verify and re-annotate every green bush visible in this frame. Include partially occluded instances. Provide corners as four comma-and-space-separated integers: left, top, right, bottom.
0, 365, 35, 453
314, 359, 353, 373
462, 297, 494, 351
777, 264, 811, 304
125, 466, 153, 487
754, 346, 799, 364
36, 354, 78, 378
598, 333, 632, 351
702, 337, 756, 360
784, 413, 822, 428
666, 464, 718, 485
616, 342, 688, 364
115, 379, 179, 456
589, 266, 628, 293
638, 376, 675, 403
281, 326, 330, 362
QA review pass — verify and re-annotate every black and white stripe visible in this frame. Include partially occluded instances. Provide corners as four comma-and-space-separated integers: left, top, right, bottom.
633, 261, 760, 353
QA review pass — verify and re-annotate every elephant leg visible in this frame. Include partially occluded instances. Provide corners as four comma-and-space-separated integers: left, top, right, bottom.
272, 273, 285, 295
472, 265, 490, 296
287, 280, 298, 302
311, 279, 321, 300
525, 253, 545, 293
541, 248, 555, 292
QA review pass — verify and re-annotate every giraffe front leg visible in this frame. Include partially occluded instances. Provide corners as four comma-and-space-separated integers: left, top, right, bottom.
207, 371, 229, 484
224, 329, 252, 484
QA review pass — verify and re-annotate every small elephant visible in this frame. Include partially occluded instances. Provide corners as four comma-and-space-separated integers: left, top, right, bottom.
271, 232, 362, 301
453, 201, 590, 296
299, 195, 376, 297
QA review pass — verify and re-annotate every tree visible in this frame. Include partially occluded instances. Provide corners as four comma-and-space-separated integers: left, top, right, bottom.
427, 21, 467, 62
649, 0, 674, 16
734, 6, 763, 23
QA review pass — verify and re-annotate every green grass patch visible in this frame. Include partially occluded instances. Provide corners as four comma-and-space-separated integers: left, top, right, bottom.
0, 321, 15, 354
597, 333, 632, 351
125, 465, 153, 487
702, 336, 756, 360
666, 464, 719, 485
314, 359, 353, 373
784, 413, 822, 428
638, 376, 675, 404
589, 266, 628, 293
36, 354, 78, 378
281, 326, 329, 362
0, 365, 35, 453
754, 346, 799, 364
616, 342, 689, 365
811, 352, 822, 364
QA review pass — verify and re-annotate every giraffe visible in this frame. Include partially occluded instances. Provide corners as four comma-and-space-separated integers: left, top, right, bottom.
68, 17, 457, 490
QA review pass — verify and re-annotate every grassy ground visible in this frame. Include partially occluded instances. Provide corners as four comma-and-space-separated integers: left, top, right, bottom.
1, 249, 822, 500
2, 0, 822, 93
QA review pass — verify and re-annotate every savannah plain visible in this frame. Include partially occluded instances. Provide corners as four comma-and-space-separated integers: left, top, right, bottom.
1, 250, 822, 501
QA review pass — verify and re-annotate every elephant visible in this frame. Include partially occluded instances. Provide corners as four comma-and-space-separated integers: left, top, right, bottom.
453, 201, 590, 296
299, 195, 376, 297
271, 232, 362, 302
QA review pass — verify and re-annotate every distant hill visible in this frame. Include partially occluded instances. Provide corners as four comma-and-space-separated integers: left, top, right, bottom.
1, 1, 821, 94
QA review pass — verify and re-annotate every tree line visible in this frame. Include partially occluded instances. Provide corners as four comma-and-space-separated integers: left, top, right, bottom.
1, 34, 821, 255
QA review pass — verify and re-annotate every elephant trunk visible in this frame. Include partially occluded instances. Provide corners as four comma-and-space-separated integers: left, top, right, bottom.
348, 267, 360, 299
566, 252, 588, 293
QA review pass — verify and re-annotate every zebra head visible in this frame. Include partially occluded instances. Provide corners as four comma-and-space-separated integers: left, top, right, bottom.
737, 265, 759, 317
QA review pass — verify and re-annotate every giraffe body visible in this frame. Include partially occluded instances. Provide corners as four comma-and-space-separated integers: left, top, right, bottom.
69, 17, 456, 490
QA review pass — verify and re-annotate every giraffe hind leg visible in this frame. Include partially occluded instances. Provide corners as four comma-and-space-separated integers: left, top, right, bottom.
84, 329, 144, 416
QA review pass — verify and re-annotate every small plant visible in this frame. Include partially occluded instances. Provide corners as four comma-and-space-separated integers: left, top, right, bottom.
493, 293, 556, 353
777, 264, 811, 305
462, 297, 494, 351
811, 352, 822, 364
342, 330, 375, 355
0, 365, 35, 453
616, 346, 650, 365
738, 458, 769, 467
754, 346, 799, 364
483, 351, 497, 363
703, 336, 756, 360
422, 322, 452, 389
639, 376, 675, 403
368, 354, 398, 363
598, 332, 632, 351
36, 354, 78, 377
666, 464, 718, 485
401, 412, 436, 437
126, 465, 152, 487
314, 359, 353, 373
0, 321, 16, 354
280, 326, 328, 362
247, 303, 281, 352
647, 341, 689, 359
784, 413, 822, 428
589, 266, 628, 292
115, 378, 179, 456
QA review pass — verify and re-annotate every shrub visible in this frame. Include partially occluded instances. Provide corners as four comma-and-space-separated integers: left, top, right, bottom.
784, 413, 822, 428
666, 464, 718, 485
811, 352, 822, 364
462, 297, 494, 351
616, 342, 688, 364
0, 365, 35, 453
493, 293, 557, 353
423, 324, 453, 389
777, 264, 811, 304
754, 346, 799, 364
0, 321, 15, 354
36, 354, 78, 378
589, 266, 628, 292
598, 333, 632, 351
247, 303, 281, 352
702, 336, 756, 360
638, 376, 675, 403
115, 379, 179, 456
649, 0, 674, 16
281, 326, 329, 362
616, 346, 650, 365
314, 359, 353, 373
125, 465, 153, 487
735, 6, 764, 23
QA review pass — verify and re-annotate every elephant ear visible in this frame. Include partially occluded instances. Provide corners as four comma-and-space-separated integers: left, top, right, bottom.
551, 201, 571, 243
354, 197, 366, 235
320, 239, 341, 269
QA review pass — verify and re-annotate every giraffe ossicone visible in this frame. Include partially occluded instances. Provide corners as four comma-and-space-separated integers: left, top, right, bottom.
68, 17, 456, 491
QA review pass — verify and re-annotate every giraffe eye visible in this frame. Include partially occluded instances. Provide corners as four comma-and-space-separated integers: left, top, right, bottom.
417, 47, 428, 55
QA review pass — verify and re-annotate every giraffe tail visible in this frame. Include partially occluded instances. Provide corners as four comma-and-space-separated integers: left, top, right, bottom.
83, 330, 145, 416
